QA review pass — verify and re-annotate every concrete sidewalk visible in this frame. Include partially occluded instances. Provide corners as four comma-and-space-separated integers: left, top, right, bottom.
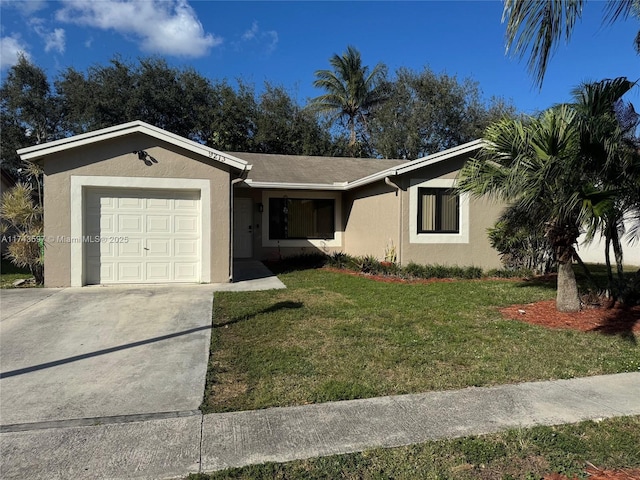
1, 372, 638, 479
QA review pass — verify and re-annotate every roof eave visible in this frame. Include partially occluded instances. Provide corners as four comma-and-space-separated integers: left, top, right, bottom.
244, 180, 347, 191
344, 139, 485, 190
17, 121, 250, 171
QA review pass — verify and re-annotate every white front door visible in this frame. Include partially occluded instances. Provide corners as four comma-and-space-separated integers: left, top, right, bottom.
233, 197, 253, 258
84, 188, 201, 284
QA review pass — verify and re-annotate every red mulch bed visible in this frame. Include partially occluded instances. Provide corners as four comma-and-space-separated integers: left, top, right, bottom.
500, 300, 640, 335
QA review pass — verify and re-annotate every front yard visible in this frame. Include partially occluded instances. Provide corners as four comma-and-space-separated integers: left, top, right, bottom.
202, 268, 639, 413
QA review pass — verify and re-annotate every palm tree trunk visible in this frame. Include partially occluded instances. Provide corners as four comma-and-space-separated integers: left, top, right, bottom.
557, 261, 581, 312
348, 117, 357, 156
604, 235, 614, 296
611, 227, 625, 287
546, 221, 581, 312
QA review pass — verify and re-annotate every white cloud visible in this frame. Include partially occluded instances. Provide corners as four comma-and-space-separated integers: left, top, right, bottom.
0, 34, 30, 70
55, 0, 221, 57
31, 21, 66, 54
44, 28, 65, 53
240, 21, 278, 53
242, 21, 258, 41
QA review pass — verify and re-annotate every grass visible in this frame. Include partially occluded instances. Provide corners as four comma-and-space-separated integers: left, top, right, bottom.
187, 416, 640, 479
202, 268, 639, 414
0, 259, 32, 288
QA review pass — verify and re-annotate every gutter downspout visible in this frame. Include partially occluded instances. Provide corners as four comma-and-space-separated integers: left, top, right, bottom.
229, 170, 249, 282
384, 175, 402, 265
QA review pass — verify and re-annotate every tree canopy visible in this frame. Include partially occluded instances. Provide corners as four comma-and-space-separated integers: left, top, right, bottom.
1, 53, 514, 176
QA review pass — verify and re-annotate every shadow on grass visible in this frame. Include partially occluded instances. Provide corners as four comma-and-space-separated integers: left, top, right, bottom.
590, 306, 639, 344
263, 254, 328, 274
213, 301, 304, 328
0, 259, 30, 275
515, 274, 558, 291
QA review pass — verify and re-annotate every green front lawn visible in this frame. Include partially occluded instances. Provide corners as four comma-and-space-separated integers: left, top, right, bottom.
188, 416, 640, 479
202, 269, 638, 413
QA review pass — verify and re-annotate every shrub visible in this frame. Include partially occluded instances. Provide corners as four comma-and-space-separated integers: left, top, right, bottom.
404, 262, 426, 278
327, 251, 350, 269
0, 183, 44, 284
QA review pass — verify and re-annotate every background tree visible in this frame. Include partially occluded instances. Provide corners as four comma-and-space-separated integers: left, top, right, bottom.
503, 0, 640, 87
56, 57, 215, 140
308, 45, 388, 157
370, 67, 516, 159
487, 204, 554, 274
0, 55, 61, 174
203, 79, 257, 152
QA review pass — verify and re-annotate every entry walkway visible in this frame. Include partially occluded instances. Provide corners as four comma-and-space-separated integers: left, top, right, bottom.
210, 260, 286, 292
1, 372, 638, 479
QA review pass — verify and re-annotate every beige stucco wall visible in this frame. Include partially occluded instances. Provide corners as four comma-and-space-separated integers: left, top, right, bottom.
398, 155, 504, 269
41, 132, 233, 286
344, 182, 400, 259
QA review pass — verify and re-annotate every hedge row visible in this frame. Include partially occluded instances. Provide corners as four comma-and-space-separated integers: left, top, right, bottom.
265, 253, 532, 280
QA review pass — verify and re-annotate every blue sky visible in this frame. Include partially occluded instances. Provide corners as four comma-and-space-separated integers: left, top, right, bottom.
1, 0, 638, 115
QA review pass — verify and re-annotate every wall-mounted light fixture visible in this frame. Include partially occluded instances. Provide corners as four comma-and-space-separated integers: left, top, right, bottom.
132, 150, 158, 166
258, 203, 264, 213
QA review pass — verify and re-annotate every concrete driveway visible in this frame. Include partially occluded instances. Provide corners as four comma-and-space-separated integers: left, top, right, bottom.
0, 285, 214, 427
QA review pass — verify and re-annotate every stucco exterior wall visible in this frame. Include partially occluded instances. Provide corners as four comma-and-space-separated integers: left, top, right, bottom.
344, 182, 400, 259
41, 132, 233, 286
398, 156, 505, 270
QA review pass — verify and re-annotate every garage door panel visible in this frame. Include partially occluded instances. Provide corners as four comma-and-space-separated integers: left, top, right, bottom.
146, 263, 170, 280
99, 215, 114, 234
147, 215, 171, 233
118, 263, 143, 282
100, 197, 116, 208
175, 215, 198, 233
100, 241, 116, 256
146, 239, 170, 256
118, 239, 143, 257
147, 198, 171, 209
175, 239, 198, 256
118, 197, 144, 209
118, 215, 143, 233
99, 262, 114, 283
175, 263, 198, 280
175, 198, 198, 210
84, 188, 201, 284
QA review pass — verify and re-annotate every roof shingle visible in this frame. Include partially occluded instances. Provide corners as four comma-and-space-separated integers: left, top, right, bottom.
227, 152, 409, 185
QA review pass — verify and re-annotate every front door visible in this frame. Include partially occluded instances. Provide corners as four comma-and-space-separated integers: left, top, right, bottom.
233, 197, 253, 258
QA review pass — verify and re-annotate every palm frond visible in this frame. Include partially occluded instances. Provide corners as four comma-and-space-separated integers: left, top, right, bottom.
503, 0, 584, 88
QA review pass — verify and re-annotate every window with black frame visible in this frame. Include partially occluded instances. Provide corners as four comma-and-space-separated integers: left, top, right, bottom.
269, 198, 335, 240
417, 188, 459, 233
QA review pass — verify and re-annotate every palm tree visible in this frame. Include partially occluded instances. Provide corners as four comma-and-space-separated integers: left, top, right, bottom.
458, 106, 586, 312
573, 78, 640, 296
308, 46, 387, 156
503, 0, 639, 87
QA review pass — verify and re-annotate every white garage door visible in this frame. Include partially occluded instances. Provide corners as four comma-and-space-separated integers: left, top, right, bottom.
84, 188, 201, 284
